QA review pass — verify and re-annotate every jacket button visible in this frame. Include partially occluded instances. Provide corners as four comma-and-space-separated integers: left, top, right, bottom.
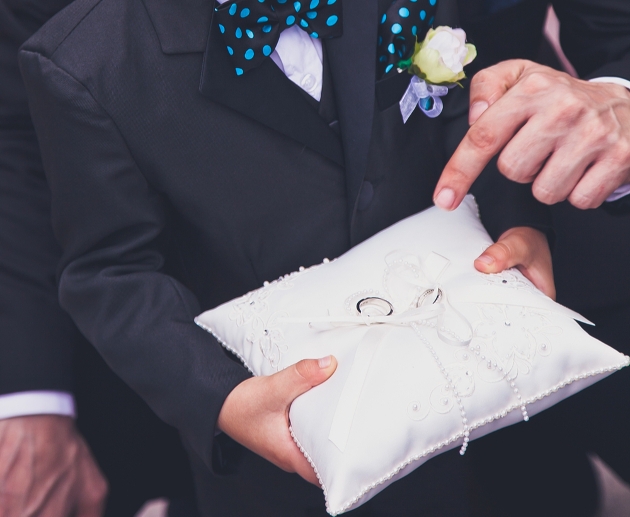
357, 181, 374, 211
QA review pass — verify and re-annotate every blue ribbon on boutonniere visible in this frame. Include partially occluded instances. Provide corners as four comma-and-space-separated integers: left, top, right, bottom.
397, 27, 477, 122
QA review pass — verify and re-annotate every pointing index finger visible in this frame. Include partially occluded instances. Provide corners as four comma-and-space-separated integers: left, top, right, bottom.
434, 60, 533, 210
434, 92, 530, 210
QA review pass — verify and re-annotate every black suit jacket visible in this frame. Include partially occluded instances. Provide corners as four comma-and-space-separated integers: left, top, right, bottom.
15, 0, 630, 514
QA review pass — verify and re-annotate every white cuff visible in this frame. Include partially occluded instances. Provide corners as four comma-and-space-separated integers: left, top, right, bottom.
0, 391, 76, 420
589, 76, 630, 90
589, 78, 630, 202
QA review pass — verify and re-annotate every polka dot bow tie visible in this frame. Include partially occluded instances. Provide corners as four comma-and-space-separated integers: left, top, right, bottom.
216, 0, 343, 76
377, 0, 438, 77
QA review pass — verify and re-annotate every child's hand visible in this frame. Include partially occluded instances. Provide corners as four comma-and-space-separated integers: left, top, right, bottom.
217, 356, 338, 485
474, 226, 555, 299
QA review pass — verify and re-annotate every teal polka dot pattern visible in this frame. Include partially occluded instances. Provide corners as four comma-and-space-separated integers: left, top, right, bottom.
377, 0, 438, 78
217, 0, 343, 75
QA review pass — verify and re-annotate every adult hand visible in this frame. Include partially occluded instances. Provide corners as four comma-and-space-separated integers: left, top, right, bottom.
434, 60, 630, 210
218, 356, 338, 485
0, 415, 108, 517
474, 226, 555, 300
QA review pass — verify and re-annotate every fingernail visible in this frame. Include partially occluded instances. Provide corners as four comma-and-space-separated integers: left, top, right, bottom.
318, 356, 332, 369
476, 254, 495, 265
434, 188, 456, 210
469, 101, 489, 124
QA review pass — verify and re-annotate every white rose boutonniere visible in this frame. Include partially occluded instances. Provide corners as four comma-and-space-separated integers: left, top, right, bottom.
412, 27, 477, 85
399, 26, 477, 122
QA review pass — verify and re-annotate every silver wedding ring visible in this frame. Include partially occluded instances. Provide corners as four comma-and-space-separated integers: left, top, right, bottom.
416, 288, 443, 306
356, 297, 394, 317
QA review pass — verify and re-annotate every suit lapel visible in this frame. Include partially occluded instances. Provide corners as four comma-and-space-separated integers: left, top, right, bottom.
198, 10, 344, 167
325, 0, 378, 214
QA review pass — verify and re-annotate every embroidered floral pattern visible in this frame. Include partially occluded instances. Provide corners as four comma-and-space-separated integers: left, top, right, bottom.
228, 262, 323, 369
471, 304, 561, 382
479, 268, 545, 297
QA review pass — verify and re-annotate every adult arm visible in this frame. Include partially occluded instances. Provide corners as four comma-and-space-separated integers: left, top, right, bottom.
1, 1, 108, 513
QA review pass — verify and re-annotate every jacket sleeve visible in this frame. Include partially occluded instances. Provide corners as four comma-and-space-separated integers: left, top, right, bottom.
0, 128, 78, 396
554, 0, 630, 81
19, 49, 250, 470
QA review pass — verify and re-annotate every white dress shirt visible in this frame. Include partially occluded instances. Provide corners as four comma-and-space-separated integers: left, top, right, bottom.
2, 18, 629, 423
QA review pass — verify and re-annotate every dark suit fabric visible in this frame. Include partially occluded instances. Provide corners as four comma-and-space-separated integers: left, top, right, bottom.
0, 0, 78, 395
551, 204, 630, 483
1, 2, 196, 515
16, 0, 626, 515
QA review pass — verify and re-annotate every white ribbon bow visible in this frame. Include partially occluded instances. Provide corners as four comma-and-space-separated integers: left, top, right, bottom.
282, 252, 474, 452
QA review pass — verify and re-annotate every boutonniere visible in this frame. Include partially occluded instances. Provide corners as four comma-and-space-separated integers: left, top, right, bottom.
398, 27, 477, 122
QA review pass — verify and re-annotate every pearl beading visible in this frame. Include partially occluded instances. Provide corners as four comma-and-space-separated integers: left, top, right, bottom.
290, 355, 629, 516
466, 340, 530, 423
410, 322, 472, 455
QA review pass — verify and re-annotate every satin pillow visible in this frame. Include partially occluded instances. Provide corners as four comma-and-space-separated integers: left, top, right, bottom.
196, 196, 628, 515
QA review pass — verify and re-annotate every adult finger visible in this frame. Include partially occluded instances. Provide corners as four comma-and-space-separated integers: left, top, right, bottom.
469, 60, 531, 124
496, 115, 556, 185
434, 61, 538, 211
474, 227, 555, 299
567, 159, 630, 209
530, 144, 599, 205
434, 96, 530, 210
270, 356, 338, 408
74, 443, 108, 517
